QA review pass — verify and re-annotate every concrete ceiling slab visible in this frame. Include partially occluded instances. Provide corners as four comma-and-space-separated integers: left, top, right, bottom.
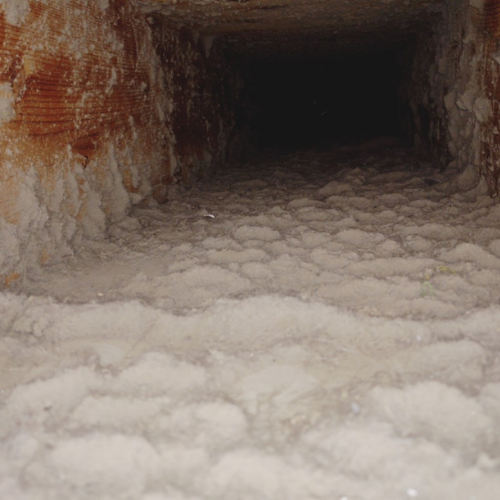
134, 0, 447, 56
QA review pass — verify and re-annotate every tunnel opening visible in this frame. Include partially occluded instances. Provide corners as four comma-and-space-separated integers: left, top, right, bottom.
240, 47, 412, 154
0, 0, 498, 286
4, 3, 500, 496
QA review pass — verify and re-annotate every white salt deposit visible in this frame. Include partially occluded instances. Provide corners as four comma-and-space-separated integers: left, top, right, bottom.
0, 0, 29, 26
1, 145, 500, 499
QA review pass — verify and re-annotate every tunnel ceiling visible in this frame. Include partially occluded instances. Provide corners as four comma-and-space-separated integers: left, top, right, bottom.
134, 0, 447, 57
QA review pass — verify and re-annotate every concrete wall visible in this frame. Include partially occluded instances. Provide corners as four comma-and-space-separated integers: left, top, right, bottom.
405, 0, 498, 193
150, 20, 243, 187
0, 0, 241, 286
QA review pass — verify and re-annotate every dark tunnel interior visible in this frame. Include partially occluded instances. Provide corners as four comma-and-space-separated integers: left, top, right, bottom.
239, 46, 414, 154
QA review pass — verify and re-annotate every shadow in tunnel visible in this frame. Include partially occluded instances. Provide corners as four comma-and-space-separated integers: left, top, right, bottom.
241, 47, 414, 155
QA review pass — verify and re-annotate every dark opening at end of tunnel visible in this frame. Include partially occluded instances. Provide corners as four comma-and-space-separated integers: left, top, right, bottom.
239, 45, 416, 156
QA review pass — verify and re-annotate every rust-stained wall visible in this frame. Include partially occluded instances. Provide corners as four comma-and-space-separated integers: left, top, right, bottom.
0, 0, 169, 285
0, 0, 242, 286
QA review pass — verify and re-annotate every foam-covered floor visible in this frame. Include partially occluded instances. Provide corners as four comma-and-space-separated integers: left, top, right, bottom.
2, 146, 500, 499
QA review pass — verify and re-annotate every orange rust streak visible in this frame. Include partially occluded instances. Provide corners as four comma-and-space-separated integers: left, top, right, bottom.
0, 0, 160, 145
0, 0, 170, 238
484, 0, 500, 38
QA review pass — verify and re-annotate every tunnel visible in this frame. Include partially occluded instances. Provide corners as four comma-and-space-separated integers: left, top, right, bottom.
0, 0, 498, 278
243, 50, 406, 150
3, 1, 500, 498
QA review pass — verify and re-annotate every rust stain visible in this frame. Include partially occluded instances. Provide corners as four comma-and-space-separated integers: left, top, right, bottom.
0, 0, 241, 281
0, 0, 175, 282
1, 0, 163, 142
71, 135, 98, 167
3, 272, 21, 287
122, 168, 141, 194
0, 0, 170, 205
484, 0, 500, 38
0, 173, 20, 224
39, 249, 51, 265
